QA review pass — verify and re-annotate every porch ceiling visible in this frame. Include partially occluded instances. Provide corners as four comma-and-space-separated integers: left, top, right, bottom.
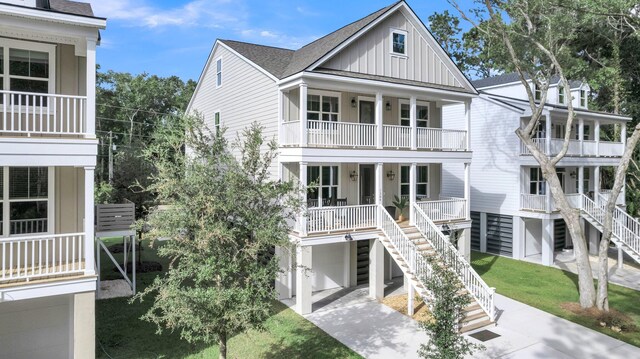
278, 147, 472, 164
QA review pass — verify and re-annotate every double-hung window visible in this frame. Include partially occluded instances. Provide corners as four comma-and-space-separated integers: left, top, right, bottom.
577, 168, 590, 193
216, 58, 222, 88
214, 112, 221, 134
307, 166, 339, 207
400, 165, 429, 200
399, 101, 429, 127
1, 167, 51, 236
580, 90, 587, 107
558, 85, 565, 104
529, 168, 546, 195
0, 39, 55, 105
307, 92, 339, 133
534, 84, 542, 101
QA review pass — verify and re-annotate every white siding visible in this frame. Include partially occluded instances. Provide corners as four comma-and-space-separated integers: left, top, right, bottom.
190, 45, 279, 176
0, 295, 71, 359
442, 99, 522, 215
321, 10, 467, 90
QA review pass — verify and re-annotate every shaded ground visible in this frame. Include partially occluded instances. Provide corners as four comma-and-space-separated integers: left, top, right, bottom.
96, 237, 361, 359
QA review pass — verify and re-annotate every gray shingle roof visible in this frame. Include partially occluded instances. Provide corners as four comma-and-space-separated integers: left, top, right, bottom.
220, 1, 401, 80
48, 0, 95, 17
472, 72, 583, 89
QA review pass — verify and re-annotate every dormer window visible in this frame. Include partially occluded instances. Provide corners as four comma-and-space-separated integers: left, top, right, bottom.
580, 89, 587, 107
558, 86, 565, 104
534, 84, 541, 101
390, 29, 407, 56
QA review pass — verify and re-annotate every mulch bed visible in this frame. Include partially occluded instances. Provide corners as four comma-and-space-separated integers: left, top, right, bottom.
382, 294, 431, 322
561, 302, 637, 333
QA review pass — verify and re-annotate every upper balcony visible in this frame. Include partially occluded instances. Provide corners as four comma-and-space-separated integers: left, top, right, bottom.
520, 116, 625, 158
279, 86, 470, 153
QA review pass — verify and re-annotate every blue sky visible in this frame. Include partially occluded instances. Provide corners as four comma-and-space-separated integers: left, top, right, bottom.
89, 1, 469, 82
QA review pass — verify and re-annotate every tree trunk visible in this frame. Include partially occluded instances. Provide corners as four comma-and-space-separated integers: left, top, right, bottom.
219, 333, 227, 359
596, 236, 610, 311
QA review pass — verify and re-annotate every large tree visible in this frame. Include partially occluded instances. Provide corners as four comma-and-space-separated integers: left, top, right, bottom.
449, 0, 639, 309
135, 115, 300, 359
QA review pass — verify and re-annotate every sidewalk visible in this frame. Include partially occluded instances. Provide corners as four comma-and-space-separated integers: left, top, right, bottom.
553, 249, 640, 291
284, 288, 640, 358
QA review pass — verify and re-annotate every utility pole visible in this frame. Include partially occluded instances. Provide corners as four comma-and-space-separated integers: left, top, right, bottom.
108, 131, 114, 184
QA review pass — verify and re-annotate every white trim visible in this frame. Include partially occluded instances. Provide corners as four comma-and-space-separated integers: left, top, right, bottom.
0, 276, 96, 302
357, 96, 375, 124
213, 110, 221, 133
0, 37, 57, 94
215, 56, 223, 89
307, 89, 341, 122
389, 27, 408, 57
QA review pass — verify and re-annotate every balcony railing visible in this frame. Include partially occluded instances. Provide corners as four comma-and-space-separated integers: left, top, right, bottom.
306, 204, 377, 234
0, 90, 88, 137
416, 197, 467, 222
281, 121, 468, 151
520, 138, 623, 157
10, 219, 48, 236
0, 233, 86, 283
521, 193, 555, 212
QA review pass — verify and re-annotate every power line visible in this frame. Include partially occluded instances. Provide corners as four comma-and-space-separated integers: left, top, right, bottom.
97, 103, 182, 117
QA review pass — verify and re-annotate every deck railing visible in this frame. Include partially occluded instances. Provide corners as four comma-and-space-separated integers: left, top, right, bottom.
413, 204, 496, 320
0, 90, 87, 136
383, 125, 411, 148
0, 233, 85, 282
9, 218, 48, 235
307, 121, 377, 148
416, 198, 467, 222
520, 137, 623, 157
417, 128, 467, 151
281, 121, 300, 146
306, 204, 377, 234
520, 193, 553, 212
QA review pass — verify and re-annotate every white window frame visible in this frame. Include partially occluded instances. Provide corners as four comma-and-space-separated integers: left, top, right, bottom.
558, 85, 565, 104
398, 99, 430, 127
306, 165, 340, 207
0, 38, 56, 95
534, 83, 541, 101
1, 166, 54, 238
529, 167, 546, 195
390, 28, 408, 57
580, 89, 587, 107
307, 89, 341, 123
215, 57, 222, 88
213, 111, 221, 134
400, 165, 430, 201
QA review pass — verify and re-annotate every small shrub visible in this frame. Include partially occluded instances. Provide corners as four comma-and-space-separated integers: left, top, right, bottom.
598, 311, 637, 332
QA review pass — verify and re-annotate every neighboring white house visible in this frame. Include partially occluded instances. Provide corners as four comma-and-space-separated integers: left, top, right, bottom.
188, 1, 496, 332
443, 73, 637, 267
0, 1, 105, 358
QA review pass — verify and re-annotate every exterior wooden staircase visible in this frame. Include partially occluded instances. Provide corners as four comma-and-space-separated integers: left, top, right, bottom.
377, 205, 496, 333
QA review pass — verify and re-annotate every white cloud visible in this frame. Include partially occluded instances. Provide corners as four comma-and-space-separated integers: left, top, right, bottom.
88, 0, 245, 29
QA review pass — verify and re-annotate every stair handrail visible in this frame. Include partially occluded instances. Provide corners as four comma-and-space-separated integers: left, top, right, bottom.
579, 194, 640, 257
377, 205, 434, 300
413, 203, 497, 321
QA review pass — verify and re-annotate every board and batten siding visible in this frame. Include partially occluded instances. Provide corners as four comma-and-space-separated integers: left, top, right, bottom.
442, 99, 523, 215
321, 10, 465, 90
189, 45, 280, 177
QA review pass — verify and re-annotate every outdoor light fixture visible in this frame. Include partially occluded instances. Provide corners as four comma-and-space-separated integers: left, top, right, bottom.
570, 171, 577, 179
387, 170, 396, 181
350, 170, 359, 181
386, 101, 392, 111
345, 233, 354, 241
351, 97, 357, 108
441, 224, 451, 236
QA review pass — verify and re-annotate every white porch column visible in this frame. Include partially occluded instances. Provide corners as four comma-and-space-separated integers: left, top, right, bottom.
578, 118, 584, 156
621, 123, 627, 147
594, 166, 601, 201
275, 246, 291, 299
578, 166, 585, 194
369, 238, 385, 300
375, 163, 384, 226
277, 89, 285, 145
73, 292, 96, 359
376, 92, 384, 149
299, 162, 308, 236
465, 100, 471, 151
343, 242, 351, 287
407, 274, 415, 316
409, 163, 417, 224
464, 162, 471, 220
299, 83, 308, 147
588, 224, 599, 256
84, 166, 95, 274
480, 212, 488, 253
410, 96, 417, 150
296, 245, 313, 315
541, 218, 554, 266
545, 113, 552, 156
595, 119, 600, 157
617, 244, 624, 270
85, 39, 97, 138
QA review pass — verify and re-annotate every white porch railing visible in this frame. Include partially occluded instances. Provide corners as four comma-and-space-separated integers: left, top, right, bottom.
383, 125, 411, 148
413, 204, 496, 321
417, 128, 467, 151
520, 138, 623, 157
599, 190, 625, 206
521, 193, 554, 212
10, 219, 48, 236
307, 121, 377, 148
1, 233, 85, 282
0, 90, 87, 136
281, 121, 300, 146
306, 204, 377, 234
600, 142, 625, 157
416, 197, 467, 222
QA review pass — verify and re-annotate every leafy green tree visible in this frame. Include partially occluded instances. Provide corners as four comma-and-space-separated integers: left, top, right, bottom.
134, 115, 300, 359
419, 254, 483, 359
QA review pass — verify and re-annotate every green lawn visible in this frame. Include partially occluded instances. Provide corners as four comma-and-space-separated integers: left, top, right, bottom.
471, 252, 640, 347
96, 237, 362, 359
